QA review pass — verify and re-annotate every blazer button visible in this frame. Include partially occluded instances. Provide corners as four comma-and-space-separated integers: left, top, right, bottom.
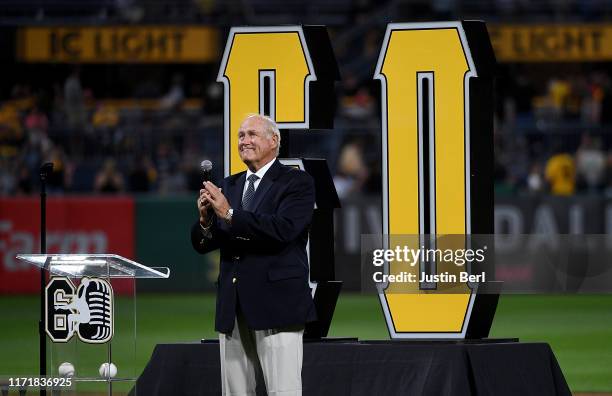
232, 277, 237, 284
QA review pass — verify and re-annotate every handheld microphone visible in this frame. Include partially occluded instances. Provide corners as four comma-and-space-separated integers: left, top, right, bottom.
200, 160, 213, 183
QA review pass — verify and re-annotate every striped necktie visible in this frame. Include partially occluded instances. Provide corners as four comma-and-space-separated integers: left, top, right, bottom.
241, 174, 260, 210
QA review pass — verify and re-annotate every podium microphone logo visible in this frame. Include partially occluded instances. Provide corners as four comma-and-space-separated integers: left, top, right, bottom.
45, 277, 114, 344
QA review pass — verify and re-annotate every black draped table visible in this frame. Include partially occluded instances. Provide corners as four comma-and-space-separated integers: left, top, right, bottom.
130, 340, 570, 396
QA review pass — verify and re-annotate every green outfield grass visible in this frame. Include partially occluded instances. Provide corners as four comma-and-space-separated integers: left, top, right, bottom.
1, 293, 611, 392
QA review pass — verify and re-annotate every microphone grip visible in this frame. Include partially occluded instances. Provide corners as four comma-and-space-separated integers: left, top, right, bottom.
202, 170, 212, 184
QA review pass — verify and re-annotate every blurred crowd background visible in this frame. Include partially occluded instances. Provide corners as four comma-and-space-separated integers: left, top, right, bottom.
1, 0, 612, 199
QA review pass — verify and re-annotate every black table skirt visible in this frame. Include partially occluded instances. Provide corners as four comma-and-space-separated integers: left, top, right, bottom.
130, 340, 570, 396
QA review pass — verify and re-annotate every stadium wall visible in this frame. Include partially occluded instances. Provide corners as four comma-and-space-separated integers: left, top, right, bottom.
1, 195, 611, 293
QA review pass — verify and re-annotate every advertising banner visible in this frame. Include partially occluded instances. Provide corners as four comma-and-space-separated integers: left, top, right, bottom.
489, 23, 612, 62
0, 197, 134, 293
16, 26, 219, 63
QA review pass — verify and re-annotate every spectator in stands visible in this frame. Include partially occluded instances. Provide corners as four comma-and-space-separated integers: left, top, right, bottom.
128, 155, 157, 192
576, 134, 605, 193
24, 105, 51, 153
333, 139, 369, 199
567, 75, 587, 120
584, 72, 605, 124
165, 160, 189, 192
94, 158, 125, 193
160, 74, 185, 111
342, 86, 375, 119
340, 73, 375, 120
92, 103, 121, 153
92, 103, 119, 129
155, 142, 180, 193
64, 66, 87, 130
0, 102, 24, 159
599, 73, 612, 125
46, 147, 70, 193
545, 147, 576, 196
203, 82, 223, 115
24, 105, 48, 132
9, 84, 35, 112
546, 77, 571, 119
526, 163, 543, 193
115, 0, 144, 22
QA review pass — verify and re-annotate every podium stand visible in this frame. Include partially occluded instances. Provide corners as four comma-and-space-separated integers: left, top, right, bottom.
16, 254, 169, 396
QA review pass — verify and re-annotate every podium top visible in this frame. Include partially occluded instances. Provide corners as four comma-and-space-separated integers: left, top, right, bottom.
16, 254, 170, 279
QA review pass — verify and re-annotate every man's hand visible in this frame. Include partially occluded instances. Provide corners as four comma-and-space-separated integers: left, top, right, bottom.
197, 188, 212, 225
202, 181, 231, 220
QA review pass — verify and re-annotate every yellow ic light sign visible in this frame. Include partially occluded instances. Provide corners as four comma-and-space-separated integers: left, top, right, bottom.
374, 22, 479, 338
17, 26, 218, 63
488, 23, 612, 62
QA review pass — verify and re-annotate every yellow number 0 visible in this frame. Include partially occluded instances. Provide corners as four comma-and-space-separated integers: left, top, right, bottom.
374, 22, 481, 338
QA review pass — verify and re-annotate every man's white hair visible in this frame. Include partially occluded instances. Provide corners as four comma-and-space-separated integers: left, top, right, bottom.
245, 114, 281, 156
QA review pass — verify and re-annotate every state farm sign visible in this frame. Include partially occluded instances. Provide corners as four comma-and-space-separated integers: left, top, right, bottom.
0, 197, 134, 293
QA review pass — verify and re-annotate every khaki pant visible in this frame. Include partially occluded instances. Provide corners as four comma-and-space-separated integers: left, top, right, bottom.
219, 311, 304, 396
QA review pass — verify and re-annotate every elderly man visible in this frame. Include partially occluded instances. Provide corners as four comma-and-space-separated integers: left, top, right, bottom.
191, 114, 316, 396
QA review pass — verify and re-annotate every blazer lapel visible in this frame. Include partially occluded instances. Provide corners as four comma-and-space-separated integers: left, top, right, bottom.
249, 159, 283, 213
229, 173, 246, 209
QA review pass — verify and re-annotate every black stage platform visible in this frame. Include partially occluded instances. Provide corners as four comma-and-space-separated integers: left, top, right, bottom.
130, 340, 570, 396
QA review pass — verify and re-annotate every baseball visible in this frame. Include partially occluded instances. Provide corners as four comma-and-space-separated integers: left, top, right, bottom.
58, 362, 75, 377
98, 362, 117, 378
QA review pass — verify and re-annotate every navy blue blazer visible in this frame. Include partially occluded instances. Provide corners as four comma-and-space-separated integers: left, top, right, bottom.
191, 159, 317, 333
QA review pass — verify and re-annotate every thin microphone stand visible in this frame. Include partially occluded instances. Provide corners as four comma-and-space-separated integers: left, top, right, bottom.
39, 162, 53, 396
